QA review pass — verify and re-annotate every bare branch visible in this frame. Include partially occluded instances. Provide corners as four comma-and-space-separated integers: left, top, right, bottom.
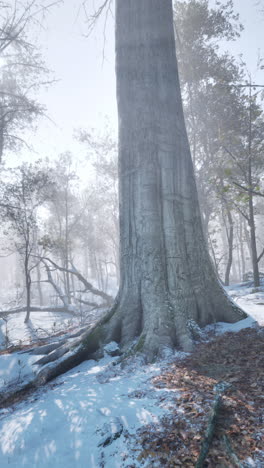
42, 260, 69, 309
257, 247, 264, 264
82, 0, 111, 35
38, 256, 113, 304
232, 181, 264, 198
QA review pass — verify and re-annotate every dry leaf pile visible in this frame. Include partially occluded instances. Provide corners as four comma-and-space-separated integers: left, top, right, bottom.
130, 328, 264, 467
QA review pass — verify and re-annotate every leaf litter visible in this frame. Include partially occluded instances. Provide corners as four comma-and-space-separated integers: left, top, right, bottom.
128, 327, 264, 467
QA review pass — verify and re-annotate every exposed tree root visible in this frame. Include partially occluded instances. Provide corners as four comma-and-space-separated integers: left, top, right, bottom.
196, 404, 245, 468
195, 384, 228, 468
0, 294, 247, 408
223, 434, 243, 468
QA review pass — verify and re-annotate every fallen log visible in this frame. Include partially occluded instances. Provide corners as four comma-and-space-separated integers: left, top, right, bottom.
0, 306, 115, 407
195, 382, 230, 468
40, 257, 114, 304
0, 306, 75, 318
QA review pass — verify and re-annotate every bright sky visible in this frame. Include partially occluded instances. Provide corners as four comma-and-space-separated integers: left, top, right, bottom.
12, 0, 264, 163
18, 0, 117, 163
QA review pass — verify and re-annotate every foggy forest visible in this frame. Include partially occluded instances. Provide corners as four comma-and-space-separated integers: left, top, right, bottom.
0, 1, 263, 467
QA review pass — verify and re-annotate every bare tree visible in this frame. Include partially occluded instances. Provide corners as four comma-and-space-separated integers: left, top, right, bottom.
0, 0, 60, 161
0, 161, 54, 322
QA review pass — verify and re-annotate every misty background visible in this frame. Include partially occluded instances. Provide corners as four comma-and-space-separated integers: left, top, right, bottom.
0, 0, 264, 331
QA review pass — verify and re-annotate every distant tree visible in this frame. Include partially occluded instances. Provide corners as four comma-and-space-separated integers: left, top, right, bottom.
174, 0, 264, 285
174, 0, 244, 261
78, 127, 119, 286
44, 153, 81, 303
218, 83, 264, 286
0, 161, 53, 322
0, 0, 60, 161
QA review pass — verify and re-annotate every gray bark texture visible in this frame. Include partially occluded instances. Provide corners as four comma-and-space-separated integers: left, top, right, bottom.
103, 0, 246, 359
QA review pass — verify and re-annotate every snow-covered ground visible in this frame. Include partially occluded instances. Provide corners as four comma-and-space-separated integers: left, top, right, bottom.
228, 281, 264, 326
0, 283, 263, 468
0, 311, 77, 349
0, 352, 184, 467
0, 307, 108, 350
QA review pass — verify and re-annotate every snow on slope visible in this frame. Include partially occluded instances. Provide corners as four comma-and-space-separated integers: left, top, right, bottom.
0, 311, 77, 349
0, 283, 263, 467
228, 282, 264, 326
0, 354, 182, 468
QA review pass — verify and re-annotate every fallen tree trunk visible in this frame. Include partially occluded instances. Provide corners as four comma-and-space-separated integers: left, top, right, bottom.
42, 261, 70, 310
0, 305, 76, 318
40, 257, 114, 304
0, 306, 115, 407
76, 298, 109, 309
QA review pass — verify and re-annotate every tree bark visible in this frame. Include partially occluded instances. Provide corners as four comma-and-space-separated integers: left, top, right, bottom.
99, 0, 246, 360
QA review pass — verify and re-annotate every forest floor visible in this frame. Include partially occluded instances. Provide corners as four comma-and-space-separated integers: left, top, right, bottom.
134, 327, 264, 467
0, 282, 263, 467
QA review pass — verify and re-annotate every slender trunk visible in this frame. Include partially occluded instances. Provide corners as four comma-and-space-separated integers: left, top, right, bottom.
223, 204, 234, 286
95, 255, 103, 291
24, 252, 31, 323
248, 83, 260, 287
98, 260, 104, 291
239, 216, 246, 280
36, 262, 44, 306
244, 218, 251, 268
236, 219, 242, 281
65, 189, 71, 304
231, 256, 238, 284
237, 241, 241, 282
248, 193, 260, 286
104, 262, 109, 292
0, 106, 4, 164
208, 232, 219, 274
84, 246, 89, 278
71, 272, 75, 302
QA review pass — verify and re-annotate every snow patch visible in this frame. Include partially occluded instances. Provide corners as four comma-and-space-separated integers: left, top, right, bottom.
0, 355, 175, 467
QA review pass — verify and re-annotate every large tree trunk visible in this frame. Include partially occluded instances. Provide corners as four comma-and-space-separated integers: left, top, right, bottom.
98, 0, 245, 360
25, 0, 245, 360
